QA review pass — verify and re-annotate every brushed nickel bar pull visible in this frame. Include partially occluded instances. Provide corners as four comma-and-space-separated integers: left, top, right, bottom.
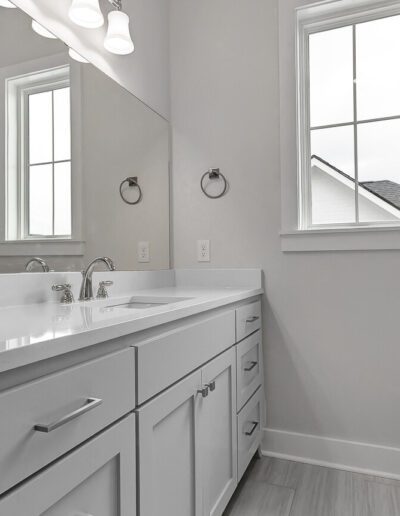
34, 397, 103, 433
245, 421, 259, 436
246, 315, 259, 323
244, 361, 258, 372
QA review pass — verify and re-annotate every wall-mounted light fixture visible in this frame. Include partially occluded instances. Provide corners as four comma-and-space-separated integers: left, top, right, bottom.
68, 0, 104, 29
69, 0, 134, 55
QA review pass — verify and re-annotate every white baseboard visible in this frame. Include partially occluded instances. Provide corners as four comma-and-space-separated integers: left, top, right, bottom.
262, 427, 400, 480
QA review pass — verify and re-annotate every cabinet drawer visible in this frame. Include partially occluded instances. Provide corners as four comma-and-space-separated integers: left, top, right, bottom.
0, 348, 135, 495
237, 387, 262, 481
136, 310, 235, 404
236, 300, 261, 342
0, 415, 135, 516
236, 330, 262, 411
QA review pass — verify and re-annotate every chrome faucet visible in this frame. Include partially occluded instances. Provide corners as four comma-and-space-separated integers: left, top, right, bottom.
25, 257, 50, 272
79, 257, 116, 301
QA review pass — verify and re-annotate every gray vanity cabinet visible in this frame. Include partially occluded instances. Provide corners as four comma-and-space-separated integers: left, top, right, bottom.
0, 297, 262, 516
0, 415, 135, 516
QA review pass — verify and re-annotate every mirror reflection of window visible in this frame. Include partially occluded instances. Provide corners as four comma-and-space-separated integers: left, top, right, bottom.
6, 65, 72, 239
306, 15, 400, 227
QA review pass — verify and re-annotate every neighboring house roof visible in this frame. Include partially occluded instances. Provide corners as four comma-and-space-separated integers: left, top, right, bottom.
360, 181, 400, 211
311, 155, 400, 214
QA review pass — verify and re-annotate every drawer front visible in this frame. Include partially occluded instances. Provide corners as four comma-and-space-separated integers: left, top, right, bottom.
237, 387, 262, 481
137, 310, 235, 404
236, 300, 261, 342
0, 415, 135, 516
236, 330, 263, 411
0, 348, 135, 495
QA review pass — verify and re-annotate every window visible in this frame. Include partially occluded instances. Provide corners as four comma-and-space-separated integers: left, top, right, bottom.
298, 6, 400, 230
5, 65, 72, 240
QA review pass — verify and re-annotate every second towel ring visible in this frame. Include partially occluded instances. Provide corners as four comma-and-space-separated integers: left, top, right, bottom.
119, 177, 142, 205
200, 168, 228, 199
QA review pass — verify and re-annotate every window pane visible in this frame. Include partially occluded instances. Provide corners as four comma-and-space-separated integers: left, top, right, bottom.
358, 119, 400, 222
311, 125, 355, 177
311, 126, 355, 224
54, 87, 71, 162
54, 162, 72, 235
309, 26, 354, 127
29, 91, 53, 165
29, 164, 53, 235
356, 16, 400, 120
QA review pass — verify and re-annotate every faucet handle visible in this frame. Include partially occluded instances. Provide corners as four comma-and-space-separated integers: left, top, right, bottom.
52, 284, 74, 304
96, 280, 114, 299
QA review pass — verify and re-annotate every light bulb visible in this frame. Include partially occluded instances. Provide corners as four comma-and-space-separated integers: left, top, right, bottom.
69, 48, 89, 63
0, 0, 16, 7
68, 0, 104, 29
104, 11, 134, 55
32, 20, 57, 39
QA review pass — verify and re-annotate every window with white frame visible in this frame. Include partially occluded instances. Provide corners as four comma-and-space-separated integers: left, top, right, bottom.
298, 6, 400, 230
5, 65, 72, 240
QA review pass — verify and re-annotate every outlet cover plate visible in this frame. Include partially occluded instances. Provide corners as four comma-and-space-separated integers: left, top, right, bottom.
197, 240, 210, 262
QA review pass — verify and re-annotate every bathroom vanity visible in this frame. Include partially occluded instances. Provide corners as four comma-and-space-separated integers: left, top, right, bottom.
0, 269, 263, 516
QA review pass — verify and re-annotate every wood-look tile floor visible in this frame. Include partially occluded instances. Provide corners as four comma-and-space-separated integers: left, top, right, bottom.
223, 456, 400, 516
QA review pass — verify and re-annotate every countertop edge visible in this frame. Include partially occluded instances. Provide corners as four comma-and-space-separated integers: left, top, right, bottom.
0, 288, 263, 374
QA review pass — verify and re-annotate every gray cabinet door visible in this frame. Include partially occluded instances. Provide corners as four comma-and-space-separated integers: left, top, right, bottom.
137, 369, 203, 516
0, 415, 135, 516
201, 347, 238, 516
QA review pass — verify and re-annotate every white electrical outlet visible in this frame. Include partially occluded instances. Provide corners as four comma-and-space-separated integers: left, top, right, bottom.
138, 241, 150, 263
197, 239, 210, 262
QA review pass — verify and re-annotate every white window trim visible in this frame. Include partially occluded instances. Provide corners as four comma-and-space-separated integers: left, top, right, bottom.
9, 66, 71, 240
280, 0, 400, 251
0, 52, 84, 256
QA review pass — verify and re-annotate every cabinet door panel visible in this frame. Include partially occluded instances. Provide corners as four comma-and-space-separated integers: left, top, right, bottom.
0, 415, 135, 516
138, 370, 202, 516
201, 348, 237, 516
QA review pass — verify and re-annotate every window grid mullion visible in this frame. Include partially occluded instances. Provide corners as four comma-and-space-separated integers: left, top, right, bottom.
352, 24, 360, 224
310, 113, 400, 132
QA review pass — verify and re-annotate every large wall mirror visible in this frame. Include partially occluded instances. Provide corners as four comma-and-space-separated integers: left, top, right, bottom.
0, 4, 170, 273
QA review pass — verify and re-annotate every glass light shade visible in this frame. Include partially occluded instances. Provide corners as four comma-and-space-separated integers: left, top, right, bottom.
0, 0, 16, 7
68, 48, 89, 63
104, 11, 134, 55
32, 20, 57, 39
68, 0, 104, 29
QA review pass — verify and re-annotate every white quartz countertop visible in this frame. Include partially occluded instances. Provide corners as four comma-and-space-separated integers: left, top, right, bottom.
0, 284, 262, 373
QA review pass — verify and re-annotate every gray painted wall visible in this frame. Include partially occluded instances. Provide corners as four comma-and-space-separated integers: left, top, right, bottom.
170, 0, 400, 449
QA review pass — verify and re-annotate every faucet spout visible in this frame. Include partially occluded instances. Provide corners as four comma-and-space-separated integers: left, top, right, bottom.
25, 257, 50, 273
79, 257, 116, 301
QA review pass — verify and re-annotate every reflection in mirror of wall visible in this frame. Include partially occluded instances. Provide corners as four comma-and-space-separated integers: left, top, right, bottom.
0, 5, 170, 273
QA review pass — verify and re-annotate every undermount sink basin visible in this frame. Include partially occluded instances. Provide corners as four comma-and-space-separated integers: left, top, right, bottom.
105, 296, 190, 310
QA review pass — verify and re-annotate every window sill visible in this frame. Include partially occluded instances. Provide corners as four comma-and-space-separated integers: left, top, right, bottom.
280, 226, 400, 252
0, 240, 85, 256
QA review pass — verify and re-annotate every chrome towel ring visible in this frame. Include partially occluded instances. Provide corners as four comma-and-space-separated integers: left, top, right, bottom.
200, 168, 228, 199
119, 176, 142, 205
